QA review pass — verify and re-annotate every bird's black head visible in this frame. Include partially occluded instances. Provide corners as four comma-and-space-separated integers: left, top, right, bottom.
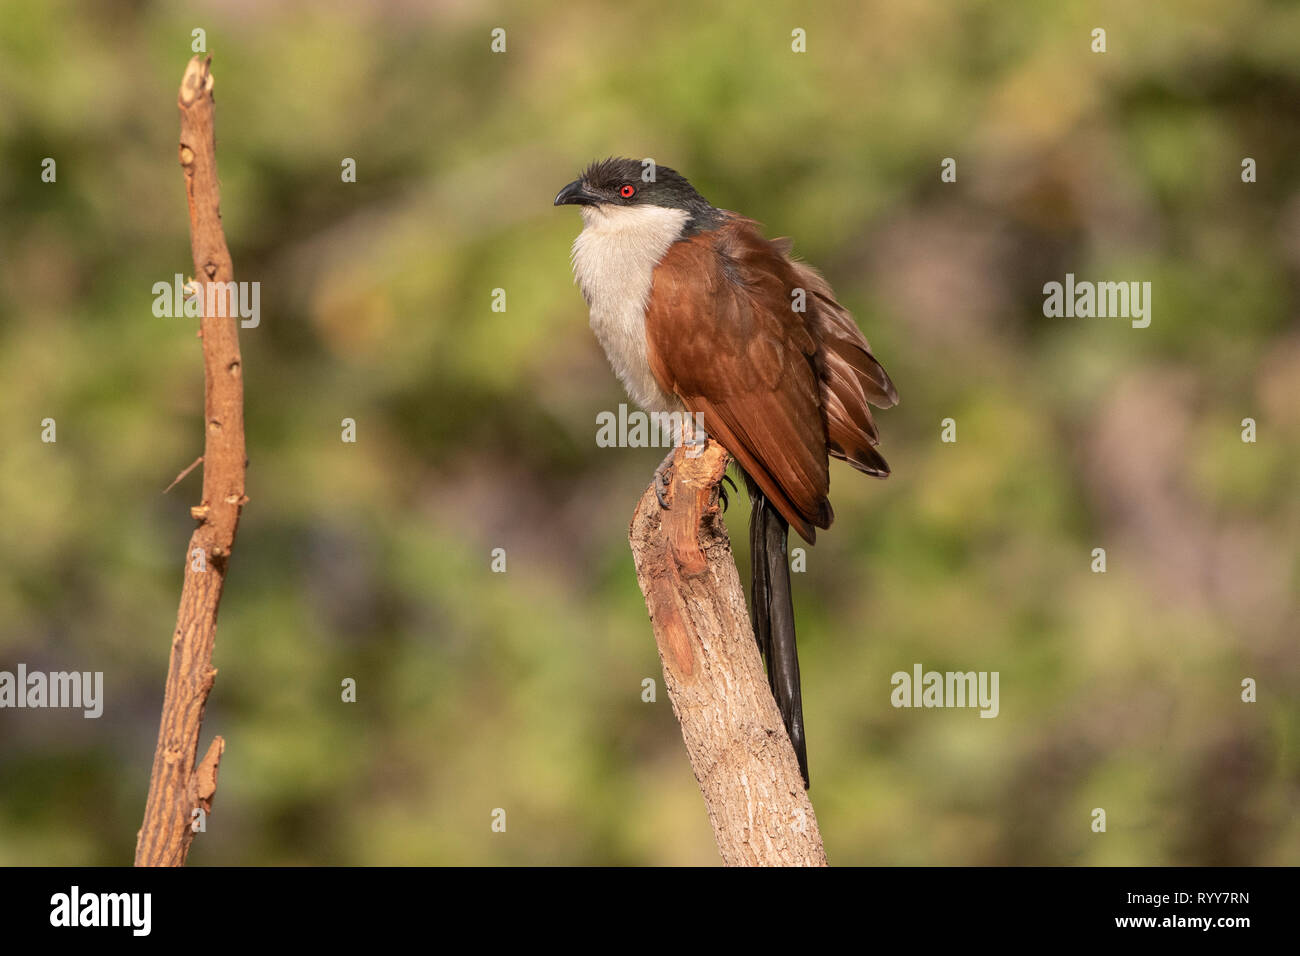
554, 157, 722, 233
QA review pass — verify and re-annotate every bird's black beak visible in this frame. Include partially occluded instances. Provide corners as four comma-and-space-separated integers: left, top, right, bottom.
554, 179, 597, 207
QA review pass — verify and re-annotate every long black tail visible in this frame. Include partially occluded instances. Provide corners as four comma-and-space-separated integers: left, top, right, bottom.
746, 479, 809, 788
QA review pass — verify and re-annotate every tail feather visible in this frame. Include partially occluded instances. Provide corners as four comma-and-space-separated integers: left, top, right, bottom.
747, 477, 810, 788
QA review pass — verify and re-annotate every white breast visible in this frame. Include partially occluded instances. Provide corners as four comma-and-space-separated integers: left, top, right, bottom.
570, 204, 690, 413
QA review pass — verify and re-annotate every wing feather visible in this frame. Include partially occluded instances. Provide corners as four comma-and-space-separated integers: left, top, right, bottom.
645, 215, 896, 540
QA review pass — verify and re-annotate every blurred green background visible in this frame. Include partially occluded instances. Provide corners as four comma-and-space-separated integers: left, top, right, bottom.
1, 0, 1297, 865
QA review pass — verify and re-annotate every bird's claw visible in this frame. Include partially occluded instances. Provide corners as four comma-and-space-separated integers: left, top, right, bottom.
653, 449, 733, 512
718, 473, 737, 513
654, 454, 674, 510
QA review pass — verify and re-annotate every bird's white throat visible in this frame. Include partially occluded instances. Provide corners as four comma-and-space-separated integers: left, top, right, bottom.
570, 204, 690, 413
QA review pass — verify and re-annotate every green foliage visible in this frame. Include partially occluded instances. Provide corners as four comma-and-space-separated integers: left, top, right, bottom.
0, 0, 1296, 864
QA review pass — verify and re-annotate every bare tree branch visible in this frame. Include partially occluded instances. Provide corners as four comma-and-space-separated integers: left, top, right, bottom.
629, 440, 827, 866
135, 55, 246, 867
163, 455, 203, 494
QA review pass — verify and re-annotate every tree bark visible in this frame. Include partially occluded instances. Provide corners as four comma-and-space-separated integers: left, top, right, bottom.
629, 440, 827, 866
135, 55, 246, 866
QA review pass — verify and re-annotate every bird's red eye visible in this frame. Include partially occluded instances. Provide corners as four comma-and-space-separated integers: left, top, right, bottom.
620, 184, 635, 198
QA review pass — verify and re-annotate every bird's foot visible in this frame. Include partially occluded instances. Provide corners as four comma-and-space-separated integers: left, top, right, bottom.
654, 448, 675, 510
718, 473, 737, 513
655, 449, 735, 512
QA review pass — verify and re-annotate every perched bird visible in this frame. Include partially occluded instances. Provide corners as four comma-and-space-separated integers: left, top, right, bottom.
556, 158, 897, 787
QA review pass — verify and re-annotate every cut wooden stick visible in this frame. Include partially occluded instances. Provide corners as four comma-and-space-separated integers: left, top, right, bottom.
135, 55, 246, 867
628, 440, 827, 866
